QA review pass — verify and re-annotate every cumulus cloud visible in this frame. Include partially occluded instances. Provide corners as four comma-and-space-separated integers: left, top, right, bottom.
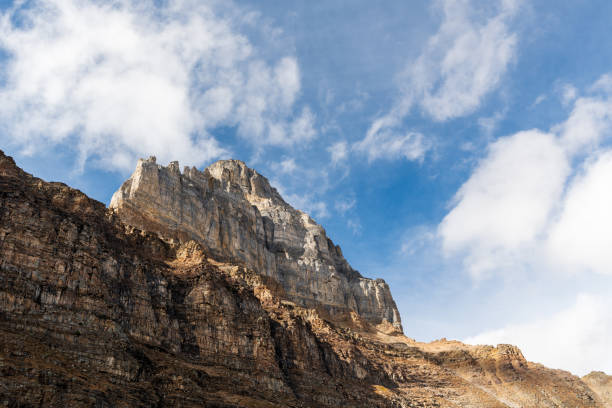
439, 74, 612, 376
439, 74, 612, 278
547, 152, 612, 275
556, 91, 612, 154
439, 130, 569, 278
355, 0, 520, 162
465, 293, 612, 376
0, 0, 310, 172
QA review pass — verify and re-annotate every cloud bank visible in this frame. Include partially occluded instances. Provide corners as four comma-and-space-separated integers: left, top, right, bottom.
439, 75, 612, 279
0, 0, 310, 172
443, 75, 612, 375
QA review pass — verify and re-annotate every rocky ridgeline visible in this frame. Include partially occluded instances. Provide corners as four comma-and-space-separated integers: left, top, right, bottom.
110, 156, 402, 332
2, 149, 611, 407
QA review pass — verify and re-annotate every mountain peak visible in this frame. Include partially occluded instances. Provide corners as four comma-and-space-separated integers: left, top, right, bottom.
110, 156, 403, 332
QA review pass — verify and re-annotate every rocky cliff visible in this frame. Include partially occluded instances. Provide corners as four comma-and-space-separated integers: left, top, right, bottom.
1, 149, 610, 407
109, 157, 401, 332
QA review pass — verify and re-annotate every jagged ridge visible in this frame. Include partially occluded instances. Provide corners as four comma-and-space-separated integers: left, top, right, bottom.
110, 156, 402, 332
1, 149, 611, 407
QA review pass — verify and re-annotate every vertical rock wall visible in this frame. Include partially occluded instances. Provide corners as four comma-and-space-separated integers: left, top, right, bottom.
110, 157, 402, 331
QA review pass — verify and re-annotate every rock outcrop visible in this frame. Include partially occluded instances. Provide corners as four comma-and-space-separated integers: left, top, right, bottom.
109, 157, 402, 332
584, 372, 612, 407
1, 149, 610, 407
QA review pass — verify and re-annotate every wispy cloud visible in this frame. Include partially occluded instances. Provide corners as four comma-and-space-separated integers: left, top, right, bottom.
347, 218, 362, 235
269, 157, 297, 174
356, 0, 521, 162
327, 140, 348, 166
354, 130, 427, 162
530, 93, 547, 108
334, 198, 356, 215
0, 0, 310, 172
285, 193, 329, 219
559, 83, 578, 106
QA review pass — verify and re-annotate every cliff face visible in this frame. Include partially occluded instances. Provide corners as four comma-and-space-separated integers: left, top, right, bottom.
109, 157, 402, 331
1, 149, 610, 407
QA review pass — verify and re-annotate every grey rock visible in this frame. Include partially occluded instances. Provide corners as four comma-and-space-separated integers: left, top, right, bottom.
110, 157, 402, 332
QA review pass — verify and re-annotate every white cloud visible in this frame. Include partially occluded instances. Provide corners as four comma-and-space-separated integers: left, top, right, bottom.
327, 140, 348, 166
438, 74, 612, 376
439, 74, 612, 278
477, 109, 506, 136
547, 151, 612, 275
269, 157, 297, 174
556, 95, 612, 155
285, 193, 329, 219
465, 293, 612, 376
413, 0, 520, 121
356, 0, 520, 162
400, 226, 437, 257
531, 94, 547, 107
347, 218, 362, 235
560, 83, 578, 106
271, 178, 329, 220
0, 0, 309, 172
439, 130, 569, 278
354, 129, 427, 162
289, 106, 316, 144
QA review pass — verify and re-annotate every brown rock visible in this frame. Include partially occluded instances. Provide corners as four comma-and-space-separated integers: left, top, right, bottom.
583, 371, 612, 407
0, 149, 608, 407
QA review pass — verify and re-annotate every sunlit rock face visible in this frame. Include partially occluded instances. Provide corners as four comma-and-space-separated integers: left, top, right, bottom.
2, 148, 610, 407
583, 372, 612, 406
110, 156, 402, 331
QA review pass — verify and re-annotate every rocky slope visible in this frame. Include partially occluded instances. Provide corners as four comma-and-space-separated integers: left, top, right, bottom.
0, 149, 609, 407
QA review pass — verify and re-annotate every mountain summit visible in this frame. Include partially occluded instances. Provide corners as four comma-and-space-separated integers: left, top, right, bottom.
110, 156, 402, 333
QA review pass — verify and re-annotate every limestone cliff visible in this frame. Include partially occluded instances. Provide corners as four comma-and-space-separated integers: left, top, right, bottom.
1, 149, 610, 407
109, 157, 402, 332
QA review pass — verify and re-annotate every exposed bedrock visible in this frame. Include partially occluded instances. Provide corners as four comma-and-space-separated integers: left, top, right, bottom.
110, 157, 402, 331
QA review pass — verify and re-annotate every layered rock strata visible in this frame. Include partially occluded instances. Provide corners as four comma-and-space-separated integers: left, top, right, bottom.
1, 149, 611, 407
110, 157, 401, 331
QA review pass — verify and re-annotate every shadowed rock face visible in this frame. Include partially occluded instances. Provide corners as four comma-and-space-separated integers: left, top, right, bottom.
110, 157, 402, 331
1, 149, 611, 407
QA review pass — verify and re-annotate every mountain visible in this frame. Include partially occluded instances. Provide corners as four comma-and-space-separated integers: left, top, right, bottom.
109, 156, 401, 333
0, 149, 609, 407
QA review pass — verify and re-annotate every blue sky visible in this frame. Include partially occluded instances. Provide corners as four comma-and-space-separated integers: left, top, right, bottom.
1, 0, 612, 376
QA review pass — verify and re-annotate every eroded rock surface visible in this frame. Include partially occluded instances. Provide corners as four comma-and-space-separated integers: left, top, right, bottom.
1, 149, 609, 407
584, 372, 612, 407
110, 157, 401, 331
